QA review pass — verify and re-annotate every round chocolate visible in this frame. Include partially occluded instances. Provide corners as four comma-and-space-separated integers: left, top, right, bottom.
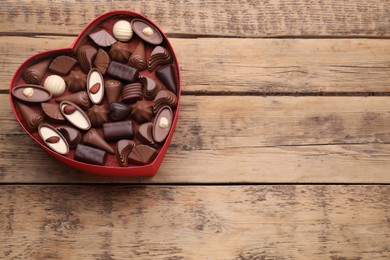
131, 19, 163, 45
44, 75, 66, 97
113, 20, 133, 42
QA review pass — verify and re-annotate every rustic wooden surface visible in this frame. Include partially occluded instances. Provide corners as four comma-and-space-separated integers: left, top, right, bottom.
0, 0, 389, 258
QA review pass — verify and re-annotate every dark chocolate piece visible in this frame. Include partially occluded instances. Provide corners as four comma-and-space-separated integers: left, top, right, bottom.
147, 46, 172, 71
41, 102, 66, 123
93, 48, 111, 75
38, 123, 69, 155
89, 29, 117, 47
49, 56, 77, 75
153, 106, 173, 143
74, 144, 107, 165
116, 139, 135, 167
128, 144, 157, 165
153, 89, 177, 113
16, 101, 44, 132
66, 70, 87, 93
87, 104, 109, 128
103, 121, 133, 141
87, 68, 104, 104
131, 19, 163, 45
22, 59, 50, 84
156, 64, 177, 94
77, 45, 97, 72
107, 61, 139, 82
56, 91, 91, 110
139, 76, 161, 100
121, 83, 143, 104
130, 100, 153, 124
60, 101, 91, 130
12, 85, 52, 103
137, 122, 155, 146
108, 102, 130, 121
109, 42, 132, 63
57, 126, 82, 149
129, 41, 146, 70
105, 79, 122, 104
82, 128, 115, 154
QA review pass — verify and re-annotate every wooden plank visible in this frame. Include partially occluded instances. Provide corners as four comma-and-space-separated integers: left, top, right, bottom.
2, 94, 390, 183
1, 0, 390, 37
2, 36, 390, 93
0, 185, 389, 259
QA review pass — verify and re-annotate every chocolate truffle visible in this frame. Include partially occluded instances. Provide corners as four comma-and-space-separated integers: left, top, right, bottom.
44, 75, 66, 97
147, 46, 172, 71
116, 139, 135, 167
103, 121, 134, 141
131, 19, 163, 45
22, 59, 51, 84
105, 79, 122, 104
38, 124, 69, 155
139, 76, 161, 100
156, 64, 177, 94
128, 144, 157, 165
77, 45, 97, 72
66, 70, 87, 93
109, 102, 130, 121
113, 20, 133, 42
89, 29, 117, 47
57, 125, 82, 149
109, 42, 132, 63
41, 102, 66, 123
74, 144, 107, 165
16, 101, 44, 132
153, 89, 177, 113
121, 83, 143, 103
49, 56, 77, 75
56, 91, 91, 110
129, 41, 146, 70
87, 104, 109, 128
93, 48, 111, 75
130, 100, 153, 124
82, 128, 114, 154
12, 85, 52, 103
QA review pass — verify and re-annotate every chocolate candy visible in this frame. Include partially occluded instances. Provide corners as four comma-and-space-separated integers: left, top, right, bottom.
156, 64, 177, 94
38, 123, 69, 155
130, 101, 153, 124
129, 41, 146, 70
89, 29, 117, 47
147, 46, 172, 71
56, 91, 91, 110
132, 19, 163, 45
49, 56, 77, 75
74, 144, 107, 165
128, 144, 157, 165
41, 103, 66, 123
107, 61, 139, 82
121, 83, 143, 103
93, 49, 111, 75
82, 128, 114, 154
66, 70, 87, 93
153, 89, 177, 113
116, 139, 135, 167
153, 106, 173, 143
87, 104, 109, 128
77, 45, 97, 72
103, 121, 133, 141
104, 79, 122, 104
60, 101, 91, 130
137, 122, 155, 146
139, 76, 161, 100
12, 85, 52, 103
109, 42, 132, 63
109, 102, 130, 121
16, 101, 44, 132
22, 59, 50, 84
87, 68, 104, 104
57, 126, 82, 149
44, 75, 66, 97
112, 20, 133, 42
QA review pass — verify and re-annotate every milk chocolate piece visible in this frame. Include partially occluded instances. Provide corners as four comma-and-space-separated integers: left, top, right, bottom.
131, 19, 163, 45
137, 122, 155, 146
22, 59, 50, 84
12, 85, 52, 103
87, 104, 109, 127
93, 48, 111, 75
60, 101, 91, 130
87, 68, 104, 104
89, 29, 117, 47
108, 102, 130, 121
57, 126, 82, 149
56, 91, 91, 110
38, 123, 69, 155
66, 70, 87, 92
121, 83, 143, 103
128, 144, 157, 165
109, 42, 132, 63
156, 64, 177, 94
147, 46, 172, 71
139, 76, 161, 100
129, 41, 146, 70
16, 102, 44, 132
74, 144, 107, 165
103, 121, 133, 141
116, 139, 135, 167
77, 45, 97, 72
41, 102, 66, 123
49, 56, 77, 75
130, 101, 153, 124
82, 128, 115, 154
105, 79, 122, 104
153, 89, 177, 113
153, 106, 173, 143
107, 61, 139, 82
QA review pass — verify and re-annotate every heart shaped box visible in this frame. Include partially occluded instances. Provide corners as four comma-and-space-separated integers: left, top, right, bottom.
9, 10, 181, 177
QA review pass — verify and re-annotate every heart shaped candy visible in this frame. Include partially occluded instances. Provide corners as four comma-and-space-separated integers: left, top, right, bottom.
9, 10, 181, 177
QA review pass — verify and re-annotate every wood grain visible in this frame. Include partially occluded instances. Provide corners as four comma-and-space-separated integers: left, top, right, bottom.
0, 185, 389, 259
1, 0, 390, 37
2, 36, 390, 93
2, 95, 390, 183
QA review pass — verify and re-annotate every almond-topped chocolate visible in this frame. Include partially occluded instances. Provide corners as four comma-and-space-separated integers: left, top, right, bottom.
12, 85, 52, 103
38, 123, 69, 155
60, 101, 91, 130
87, 68, 104, 104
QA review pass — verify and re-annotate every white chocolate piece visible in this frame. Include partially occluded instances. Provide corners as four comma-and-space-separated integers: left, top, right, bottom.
142, 27, 154, 36
22, 87, 34, 97
39, 125, 69, 155
44, 75, 66, 97
113, 20, 133, 42
87, 69, 104, 104
159, 117, 169, 129
60, 103, 91, 130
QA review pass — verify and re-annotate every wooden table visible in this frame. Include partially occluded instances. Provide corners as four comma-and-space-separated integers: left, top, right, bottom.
1, 1, 389, 258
